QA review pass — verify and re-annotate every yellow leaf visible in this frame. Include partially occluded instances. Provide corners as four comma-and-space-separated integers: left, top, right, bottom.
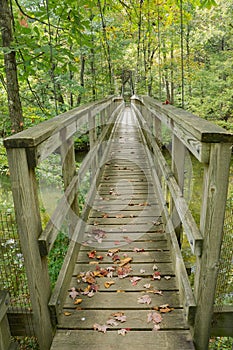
74, 298, 83, 305
64, 312, 72, 316
119, 257, 132, 267
104, 281, 115, 289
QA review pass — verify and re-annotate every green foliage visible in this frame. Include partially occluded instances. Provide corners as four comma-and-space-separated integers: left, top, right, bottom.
0, 141, 9, 176
48, 231, 69, 289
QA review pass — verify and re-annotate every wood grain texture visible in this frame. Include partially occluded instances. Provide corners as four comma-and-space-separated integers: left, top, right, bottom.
50, 107, 195, 349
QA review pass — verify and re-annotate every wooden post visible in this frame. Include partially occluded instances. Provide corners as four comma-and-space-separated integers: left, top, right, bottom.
88, 111, 97, 182
60, 133, 79, 236
193, 143, 232, 350
171, 134, 186, 245
6, 148, 53, 350
0, 291, 11, 350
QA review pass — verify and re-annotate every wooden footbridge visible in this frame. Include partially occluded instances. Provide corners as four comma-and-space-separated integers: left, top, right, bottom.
3, 96, 233, 350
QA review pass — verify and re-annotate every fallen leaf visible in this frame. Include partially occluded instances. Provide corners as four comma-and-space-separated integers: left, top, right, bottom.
114, 241, 121, 245
93, 323, 108, 333
102, 213, 109, 218
133, 247, 145, 253
69, 287, 79, 300
107, 319, 118, 326
87, 290, 95, 297
140, 269, 146, 274
88, 250, 96, 259
118, 328, 129, 336
117, 265, 132, 278
111, 312, 125, 318
96, 255, 104, 260
107, 249, 120, 257
152, 271, 161, 280
143, 283, 151, 289
153, 264, 158, 271
64, 312, 72, 316
115, 315, 127, 322
74, 298, 83, 305
119, 257, 132, 267
153, 324, 161, 331
104, 281, 115, 289
116, 214, 124, 218
137, 295, 151, 305
112, 254, 121, 262
159, 305, 174, 313
153, 290, 163, 295
147, 311, 162, 324
164, 276, 171, 280
130, 276, 142, 285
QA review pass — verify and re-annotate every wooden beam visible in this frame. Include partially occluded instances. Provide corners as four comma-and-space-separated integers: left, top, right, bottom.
211, 306, 233, 337
6, 148, 53, 350
193, 143, 232, 350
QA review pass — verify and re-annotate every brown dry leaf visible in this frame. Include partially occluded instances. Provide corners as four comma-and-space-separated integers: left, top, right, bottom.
115, 315, 127, 322
102, 213, 109, 218
119, 257, 132, 267
133, 247, 145, 253
93, 323, 108, 333
160, 306, 174, 313
88, 250, 96, 259
117, 290, 125, 293
147, 311, 162, 324
130, 276, 142, 286
118, 328, 129, 336
117, 265, 132, 278
64, 312, 72, 316
153, 324, 161, 331
111, 312, 125, 318
104, 281, 115, 289
152, 271, 161, 280
153, 290, 163, 296
107, 248, 120, 257
74, 298, 83, 305
116, 214, 124, 218
137, 295, 152, 305
107, 319, 118, 327
69, 287, 79, 300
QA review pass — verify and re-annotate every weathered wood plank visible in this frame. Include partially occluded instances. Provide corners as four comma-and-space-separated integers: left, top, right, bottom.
211, 306, 233, 337
64, 291, 181, 309
70, 276, 178, 291
73, 262, 175, 276
77, 251, 171, 263
50, 330, 195, 350
136, 95, 233, 143
58, 309, 188, 329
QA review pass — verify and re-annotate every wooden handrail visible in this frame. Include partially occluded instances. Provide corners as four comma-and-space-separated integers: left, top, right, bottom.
3, 96, 124, 349
131, 95, 233, 350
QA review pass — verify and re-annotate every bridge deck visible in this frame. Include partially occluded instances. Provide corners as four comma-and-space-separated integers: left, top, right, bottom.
50, 108, 195, 349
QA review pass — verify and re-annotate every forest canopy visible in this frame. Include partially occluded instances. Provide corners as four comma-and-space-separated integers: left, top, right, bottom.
0, 0, 233, 135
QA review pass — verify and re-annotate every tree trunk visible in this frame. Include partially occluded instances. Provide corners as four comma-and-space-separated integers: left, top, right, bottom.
0, 0, 23, 133
77, 54, 85, 106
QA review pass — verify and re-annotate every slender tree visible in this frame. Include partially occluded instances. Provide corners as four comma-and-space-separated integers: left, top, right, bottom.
0, 0, 23, 133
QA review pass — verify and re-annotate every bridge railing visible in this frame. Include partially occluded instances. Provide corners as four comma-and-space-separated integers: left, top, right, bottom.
131, 95, 233, 350
3, 96, 124, 349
